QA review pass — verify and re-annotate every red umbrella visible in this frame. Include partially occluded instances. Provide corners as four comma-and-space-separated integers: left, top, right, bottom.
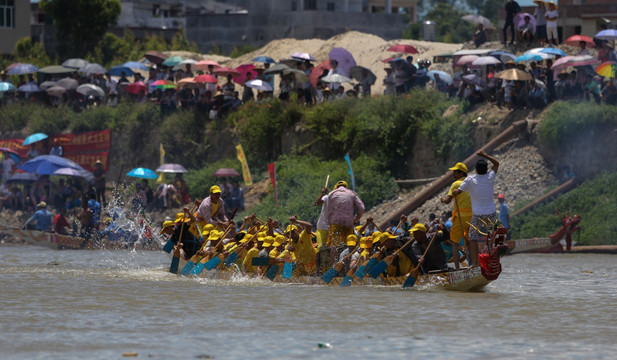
381, 57, 399, 63
144, 51, 168, 65
213, 168, 241, 177
310, 60, 331, 86
564, 35, 595, 47
194, 60, 221, 71
233, 64, 257, 85
213, 67, 241, 77
125, 81, 147, 95
387, 44, 419, 54
194, 74, 218, 84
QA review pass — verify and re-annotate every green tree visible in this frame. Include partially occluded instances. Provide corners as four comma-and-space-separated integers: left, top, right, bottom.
40, 0, 121, 58
14, 38, 52, 67
464, 0, 504, 24
423, 2, 475, 43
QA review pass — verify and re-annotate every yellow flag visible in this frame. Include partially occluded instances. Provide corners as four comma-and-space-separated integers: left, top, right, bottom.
236, 144, 252, 186
156, 143, 166, 184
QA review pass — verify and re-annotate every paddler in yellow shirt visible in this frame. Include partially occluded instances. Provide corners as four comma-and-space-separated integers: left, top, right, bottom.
242, 234, 264, 275
440, 162, 473, 270
287, 215, 318, 275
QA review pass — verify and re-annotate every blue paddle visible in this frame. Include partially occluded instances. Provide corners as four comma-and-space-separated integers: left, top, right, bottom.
368, 238, 414, 279
340, 268, 355, 287
321, 245, 360, 284
282, 262, 295, 279
266, 264, 279, 280
354, 264, 366, 279
169, 212, 187, 273
402, 231, 439, 289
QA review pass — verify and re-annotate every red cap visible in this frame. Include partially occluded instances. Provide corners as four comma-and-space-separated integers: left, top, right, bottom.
497, 193, 505, 199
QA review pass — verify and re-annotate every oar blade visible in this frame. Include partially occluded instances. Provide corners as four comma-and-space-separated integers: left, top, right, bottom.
224, 252, 239, 266
402, 273, 417, 288
251, 257, 270, 267
320, 267, 338, 284
190, 261, 205, 275
282, 262, 294, 279
266, 265, 279, 281
162, 239, 174, 253
363, 257, 378, 274
354, 265, 366, 280
180, 260, 196, 276
169, 256, 180, 274
368, 260, 388, 279
204, 255, 223, 270
340, 273, 354, 287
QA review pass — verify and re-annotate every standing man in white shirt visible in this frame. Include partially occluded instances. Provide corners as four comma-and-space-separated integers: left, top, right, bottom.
545, 1, 559, 46
452, 150, 500, 266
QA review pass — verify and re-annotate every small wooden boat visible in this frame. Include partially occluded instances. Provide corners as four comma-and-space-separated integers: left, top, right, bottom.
0, 222, 161, 250
507, 213, 581, 254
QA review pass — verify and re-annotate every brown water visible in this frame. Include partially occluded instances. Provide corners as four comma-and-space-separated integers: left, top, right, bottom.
1, 246, 616, 359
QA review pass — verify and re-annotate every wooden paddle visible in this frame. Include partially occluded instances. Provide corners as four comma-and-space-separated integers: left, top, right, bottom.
192, 225, 235, 274
325, 174, 330, 189
321, 244, 360, 284
402, 230, 440, 288
349, 220, 403, 284
180, 221, 206, 275
368, 237, 414, 279
163, 204, 197, 253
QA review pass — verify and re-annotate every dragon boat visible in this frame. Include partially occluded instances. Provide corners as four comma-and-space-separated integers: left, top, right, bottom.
507, 210, 582, 254
0, 222, 161, 250
170, 221, 509, 292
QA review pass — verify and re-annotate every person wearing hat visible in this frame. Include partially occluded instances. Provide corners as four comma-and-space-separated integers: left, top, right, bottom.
196, 185, 229, 228
24, 201, 52, 231
497, 194, 511, 240
323, 180, 364, 268
162, 208, 201, 260
545, 1, 559, 46
338, 234, 360, 268
452, 150, 500, 267
242, 233, 263, 275
409, 223, 449, 274
440, 162, 472, 270
93, 160, 106, 207
49, 138, 63, 157
287, 215, 318, 275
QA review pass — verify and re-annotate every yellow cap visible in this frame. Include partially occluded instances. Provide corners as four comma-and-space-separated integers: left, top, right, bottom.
410, 223, 427, 233
210, 185, 221, 194
346, 234, 358, 246
160, 220, 174, 234
273, 235, 286, 247
335, 180, 348, 188
285, 224, 298, 233
204, 224, 215, 231
263, 236, 274, 248
448, 162, 468, 173
360, 237, 374, 249
208, 230, 221, 241
239, 233, 253, 243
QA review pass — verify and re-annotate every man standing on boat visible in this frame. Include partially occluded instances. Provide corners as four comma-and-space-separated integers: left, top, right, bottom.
196, 185, 228, 229
440, 162, 473, 270
23, 201, 52, 231
452, 150, 500, 267
497, 193, 511, 240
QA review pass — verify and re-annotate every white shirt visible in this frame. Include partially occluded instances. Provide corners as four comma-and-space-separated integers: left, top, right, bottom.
316, 195, 329, 230
458, 169, 497, 215
545, 9, 558, 27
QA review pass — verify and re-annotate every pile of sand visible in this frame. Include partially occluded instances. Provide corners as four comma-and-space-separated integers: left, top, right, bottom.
166, 31, 464, 95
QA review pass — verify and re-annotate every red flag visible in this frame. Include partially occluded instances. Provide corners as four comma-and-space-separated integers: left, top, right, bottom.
267, 162, 280, 206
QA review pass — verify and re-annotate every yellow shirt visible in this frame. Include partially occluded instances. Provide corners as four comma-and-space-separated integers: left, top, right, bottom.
211, 202, 219, 217
449, 178, 472, 214
292, 230, 317, 265
242, 247, 260, 273
269, 248, 280, 258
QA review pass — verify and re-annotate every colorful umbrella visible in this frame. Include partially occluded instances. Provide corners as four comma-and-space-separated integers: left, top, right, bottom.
0, 82, 16, 92
514, 13, 536, 31
123, 61, 149, 71
291, 52, 316, 61
309, 60, 331, 86
7, 63, 39, 75
252, 56, 276, 64
214, 67, 241, 77
515, 53, 544, 62
150, 80, 176, 90
233, 64, 257, 85
495, 68, 533, 81
127, 167, 158, 179
381, 57, 400, 63
23, 133, 48, 146
194, 60, 221, 71
213, 168, 241, 177
329, 47, 357, 76
62, 58, 89, 69
20, 155, 83, 175
155, 163, 188, 173
0, 147, 21, 163
387, 44, 419, 54
177, 78, 197, 89
595, 62, 616, 78
144, 51, 168, 65
194, 74, 218, 84
125, 82, 148, 95
564, 35, 595, 46
244, 79, 273, 91
162, 56, 184, 67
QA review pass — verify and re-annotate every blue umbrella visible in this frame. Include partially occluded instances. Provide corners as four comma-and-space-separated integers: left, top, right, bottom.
252, 56, 276, 64
0, 147, 21, 163
23, 132, 48, 146
107, 65, 134, 77
127, 167, 158, 179
20, 155, 84, 175
0, 82, 16, 92
490, 51, 516, 62
122, 61, 149, 71
427, 70, 454, 85
7, 63, 40, 75
595, 29, 617, 41
515, 53, 543, 62
539, 47, 566, 57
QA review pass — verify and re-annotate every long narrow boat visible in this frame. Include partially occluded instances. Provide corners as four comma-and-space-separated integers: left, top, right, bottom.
507, 213, 581, 254
175, 259, 495, 291
0, 222, 161, 250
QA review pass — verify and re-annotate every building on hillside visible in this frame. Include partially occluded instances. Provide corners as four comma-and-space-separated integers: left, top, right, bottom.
498, 0, 617, 43
0, 0, 31, 54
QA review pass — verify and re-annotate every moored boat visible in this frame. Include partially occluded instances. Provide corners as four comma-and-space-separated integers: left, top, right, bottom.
0, 222, 161, 250
507, 212, 582, 254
